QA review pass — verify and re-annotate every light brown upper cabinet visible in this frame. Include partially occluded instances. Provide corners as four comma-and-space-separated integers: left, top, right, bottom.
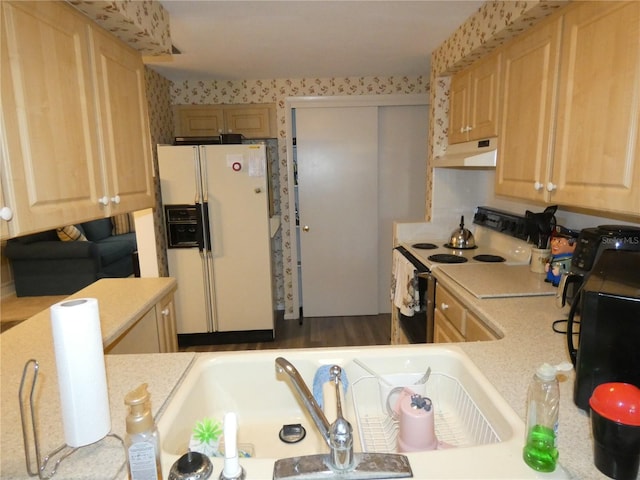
495, 14, 562, 203
550, 1, 639, 216
0, 1, 154, 238
448, 51, 501, 144
496, 2, 640, 217
174, 104, 277, 139
89, 23, 155, 217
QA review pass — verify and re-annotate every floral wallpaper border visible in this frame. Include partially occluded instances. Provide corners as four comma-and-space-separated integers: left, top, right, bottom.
68, 0, 171, 55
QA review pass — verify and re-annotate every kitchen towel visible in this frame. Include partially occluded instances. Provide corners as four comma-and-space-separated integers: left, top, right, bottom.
391, 249, 419, 316
50, 298, 111, 447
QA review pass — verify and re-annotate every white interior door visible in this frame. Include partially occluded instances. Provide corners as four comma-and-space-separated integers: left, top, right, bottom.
378, 105, 428, 312
296, 106, 378, 317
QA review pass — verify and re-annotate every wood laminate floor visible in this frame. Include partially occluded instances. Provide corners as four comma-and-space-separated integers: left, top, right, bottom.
180, 313, 391, 352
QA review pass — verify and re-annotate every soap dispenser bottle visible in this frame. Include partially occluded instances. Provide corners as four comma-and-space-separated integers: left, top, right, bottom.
124, 383, 163, 480
522, 362, 572, 472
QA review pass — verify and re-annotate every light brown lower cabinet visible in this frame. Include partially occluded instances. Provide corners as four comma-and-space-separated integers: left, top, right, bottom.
106, 293, 178, 354
433, 284, 499, 343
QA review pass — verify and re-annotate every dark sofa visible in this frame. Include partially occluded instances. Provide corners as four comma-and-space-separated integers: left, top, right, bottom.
4, 217, 137, 297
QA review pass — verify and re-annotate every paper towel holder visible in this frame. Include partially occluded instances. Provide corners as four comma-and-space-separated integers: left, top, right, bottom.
19, 359, 124, 479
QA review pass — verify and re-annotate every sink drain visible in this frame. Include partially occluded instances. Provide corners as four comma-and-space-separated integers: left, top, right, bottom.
279, 423, 306, 443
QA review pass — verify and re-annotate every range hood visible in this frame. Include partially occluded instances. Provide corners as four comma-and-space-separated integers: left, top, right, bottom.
432, 137, 497, 168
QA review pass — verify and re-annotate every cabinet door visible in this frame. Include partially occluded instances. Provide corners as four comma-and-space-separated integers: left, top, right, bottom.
434, 310, 465, 343
448, 71, 470, 144
551, 2, 640, 215
106, 308, 160, 354
465, 311, 498, 342
223, 105, 276, 138
495, 15, 562, 201
155, 293, 178, 353
89, 25, 155, 215
469, 52, 500, 141
1, 1, 104, 235
174, 105, 224, 137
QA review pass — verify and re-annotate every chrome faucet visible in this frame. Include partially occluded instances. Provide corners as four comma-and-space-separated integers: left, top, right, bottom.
274, 357, 413, 480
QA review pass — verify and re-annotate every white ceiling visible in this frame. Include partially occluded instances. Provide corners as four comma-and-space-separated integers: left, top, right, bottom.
146, 1, 485, 81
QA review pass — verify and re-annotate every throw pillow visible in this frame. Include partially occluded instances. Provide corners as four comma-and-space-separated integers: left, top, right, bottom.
56, 225, 87, 242
111, 213, 135, 235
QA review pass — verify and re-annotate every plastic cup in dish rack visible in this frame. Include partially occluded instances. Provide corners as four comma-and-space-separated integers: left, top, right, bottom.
589, 383, 640, 480
386, 387, 437, 452
378, 373, 428, 412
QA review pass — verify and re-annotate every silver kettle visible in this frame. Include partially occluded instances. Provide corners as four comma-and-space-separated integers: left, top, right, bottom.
448, 216, 476, 249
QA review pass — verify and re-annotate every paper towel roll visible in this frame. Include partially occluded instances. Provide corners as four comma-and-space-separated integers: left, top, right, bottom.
50, 298, 111, 447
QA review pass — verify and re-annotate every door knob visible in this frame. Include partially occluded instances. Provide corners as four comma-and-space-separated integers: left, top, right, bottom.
440, 303, 449, 311
534, 182, 544, 191
546, 182, 557, 192
303, 225, 310, 232
111, 195, 121, 204
98, 196, 109, 206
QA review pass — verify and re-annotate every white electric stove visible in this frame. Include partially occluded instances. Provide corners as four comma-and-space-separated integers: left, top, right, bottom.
398, 206, 533, 270
393, 206, 537, 343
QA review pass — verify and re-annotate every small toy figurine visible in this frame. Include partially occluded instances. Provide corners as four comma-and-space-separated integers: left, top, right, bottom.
545, 227, 578, 286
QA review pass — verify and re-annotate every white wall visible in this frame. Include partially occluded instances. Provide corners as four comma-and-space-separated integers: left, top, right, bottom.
431, 168, 640, 232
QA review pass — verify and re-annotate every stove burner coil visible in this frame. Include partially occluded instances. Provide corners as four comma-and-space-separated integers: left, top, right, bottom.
473, 254, 506, 263
412, 243, 438, 250
428, 254, 468, 264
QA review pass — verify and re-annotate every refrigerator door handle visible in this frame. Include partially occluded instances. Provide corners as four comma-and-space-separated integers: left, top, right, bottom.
193, 146, 203, 204
196, 202, 212, 251
199, 250, 217, 332
199, 146, 209, 203
205, 250, 218, 332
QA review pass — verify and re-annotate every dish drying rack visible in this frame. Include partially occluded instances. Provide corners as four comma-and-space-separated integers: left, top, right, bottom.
351, 372, 500, 453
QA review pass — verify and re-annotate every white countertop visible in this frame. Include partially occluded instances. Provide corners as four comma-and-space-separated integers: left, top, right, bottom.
1, 274, 611, 479
0, 278, 195, 480
433, 267, 610, 480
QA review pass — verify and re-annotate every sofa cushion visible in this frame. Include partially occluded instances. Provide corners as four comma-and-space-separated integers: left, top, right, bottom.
95, 232, 137, 266
81, 218, 113, 242
56, 225, 87, 242
10, 229, 59, 245
111, 213, 135, 235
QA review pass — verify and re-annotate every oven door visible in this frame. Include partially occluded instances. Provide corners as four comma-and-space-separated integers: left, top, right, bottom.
398, 272, 435, 343
394, 247, 435, 343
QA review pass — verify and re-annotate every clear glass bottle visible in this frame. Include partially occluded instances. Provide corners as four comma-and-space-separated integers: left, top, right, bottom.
522, 363, 569, 472
124, 383, 163, 480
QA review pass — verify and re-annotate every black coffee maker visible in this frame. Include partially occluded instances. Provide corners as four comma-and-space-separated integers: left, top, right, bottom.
557, 225, 640, 308
568, 249, 640, 411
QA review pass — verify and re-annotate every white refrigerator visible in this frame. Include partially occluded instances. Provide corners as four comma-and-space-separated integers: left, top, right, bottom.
158, 144, 274, 341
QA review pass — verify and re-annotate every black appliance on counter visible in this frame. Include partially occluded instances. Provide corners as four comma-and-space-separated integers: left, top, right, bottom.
557, 224, 640, 307
173, 134, 244, 145
568, 249, 640, 411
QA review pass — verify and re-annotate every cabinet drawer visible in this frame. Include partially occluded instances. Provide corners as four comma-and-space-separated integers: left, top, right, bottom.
435, 285, 466, 334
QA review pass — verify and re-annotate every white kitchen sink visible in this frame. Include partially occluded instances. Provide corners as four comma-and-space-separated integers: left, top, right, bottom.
158, 345, 570, 478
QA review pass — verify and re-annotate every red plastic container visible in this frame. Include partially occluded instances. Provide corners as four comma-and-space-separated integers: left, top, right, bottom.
589, 383, 640, 480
